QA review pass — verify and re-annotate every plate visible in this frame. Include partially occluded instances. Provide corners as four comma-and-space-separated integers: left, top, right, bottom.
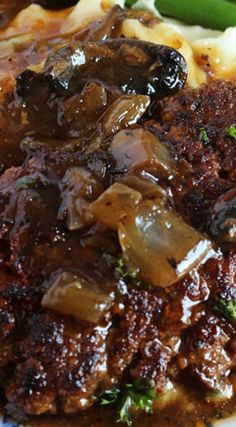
0, 417, 18, 427
1, 415, 236, 427
215, 416, 236, 426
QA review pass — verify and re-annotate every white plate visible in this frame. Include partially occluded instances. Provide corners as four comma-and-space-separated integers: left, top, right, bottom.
215, 415, 236, 426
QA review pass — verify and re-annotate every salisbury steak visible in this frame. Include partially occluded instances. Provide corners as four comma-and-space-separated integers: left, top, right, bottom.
0, 14, 235, 425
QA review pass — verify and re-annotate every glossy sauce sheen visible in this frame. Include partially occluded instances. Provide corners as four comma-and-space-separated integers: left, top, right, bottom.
0, 4, 235, 427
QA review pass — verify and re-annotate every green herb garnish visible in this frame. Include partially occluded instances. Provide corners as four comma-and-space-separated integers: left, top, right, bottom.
100, 388, 120, 405
83, 153, 94, 163
215, 299, 236, 324
100, 380, 158, 426
199, 127, 210, 146
115, 259, 141, 285
117, 395, 132, 426
225, 124, 236, 139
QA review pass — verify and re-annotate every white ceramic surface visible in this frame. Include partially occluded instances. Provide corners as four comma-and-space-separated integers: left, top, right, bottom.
215, 415, 236, 426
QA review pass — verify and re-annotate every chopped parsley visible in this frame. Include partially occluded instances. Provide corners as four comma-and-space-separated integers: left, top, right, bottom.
83, 153, 94, 163
199, 127, 210, 146
99, 380, 158, 426
225, 124, 236, 139
100, 388, 120, 406
115, 258, 141, 285
215, 299, 236, 325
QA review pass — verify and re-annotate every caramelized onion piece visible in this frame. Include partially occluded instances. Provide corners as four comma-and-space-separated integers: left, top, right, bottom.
61, 82, 108, 125
209, 187, 236, 243
111, 128, 176, 178
118, 201, 212, 288
89, 183, 142, 230
59, 81, 110, 138
42, 271, 113, 323
101, 95, 150, 137
121, 174, 167, 204
74, 5, 124, 42
42, 39, 187, 97
58, 167, 103, 230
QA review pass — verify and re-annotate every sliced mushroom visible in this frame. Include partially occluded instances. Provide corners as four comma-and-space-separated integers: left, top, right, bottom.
74, 5, 125, 42
35, 0, 78, 8
17, 39, 187, 100
15, 39, 187, 139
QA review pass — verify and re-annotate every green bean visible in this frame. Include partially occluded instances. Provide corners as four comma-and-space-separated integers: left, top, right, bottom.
156, 0, 236, 30
126, 0, 236, 30
125, 0, 137, 6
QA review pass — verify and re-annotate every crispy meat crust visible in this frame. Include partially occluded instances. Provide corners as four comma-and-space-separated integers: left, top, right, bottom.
150, 80, 236, 230
0, 6, 235, 422
0, 79, 234, 417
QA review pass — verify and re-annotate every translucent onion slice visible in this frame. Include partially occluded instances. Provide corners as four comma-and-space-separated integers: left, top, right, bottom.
121, 174, 167, 204
110, 128, 176, 178
101, 95, 150, 137
89, 182, 142, 230
118, 201, 212, 288
61, 82, 108, 126
58, 167, 103, 230
42, 271, 114, 323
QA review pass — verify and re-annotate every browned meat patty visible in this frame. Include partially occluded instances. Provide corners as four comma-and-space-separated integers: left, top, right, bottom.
150, 79, 236, 231
0, 11, 235, 422
0, 77, 234, 417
